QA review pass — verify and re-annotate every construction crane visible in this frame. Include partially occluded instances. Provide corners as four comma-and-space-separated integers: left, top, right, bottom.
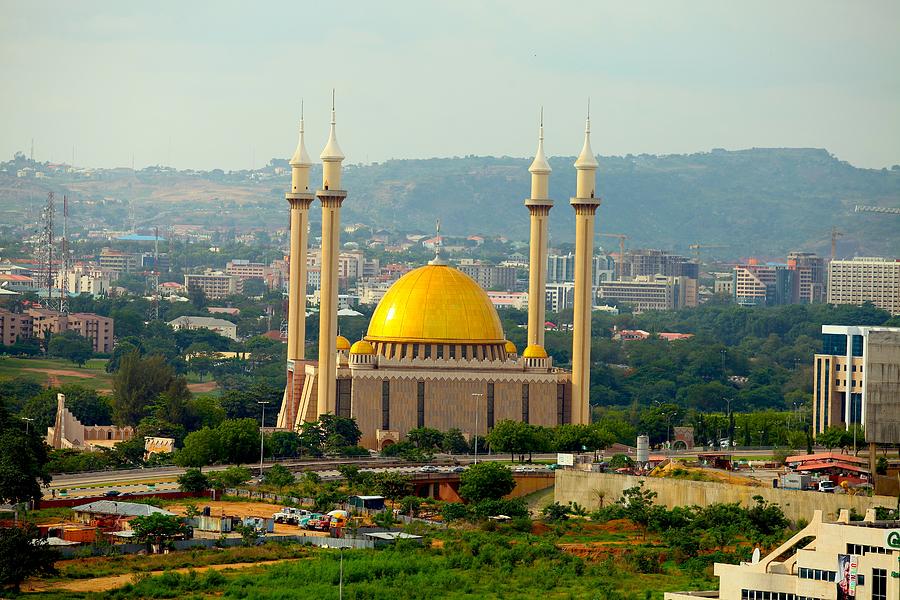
830, 226, 843, 261
688, 243, 729, 261
855, 205, 900, 215
599, 233, 627, 280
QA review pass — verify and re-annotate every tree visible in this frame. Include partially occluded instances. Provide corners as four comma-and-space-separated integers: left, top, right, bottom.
177, 468, 210, 493
487, 420, 532, 462
406, 427, 444, 451
459, 462, 516, 503
399, 495, 422, 517
374, 472, 412, 502
0, 400, 51, 505
112, 350, 176, 426
338, 464, 362, 486
47, 330, 94, 366
263, 464, 295, 489
0, 524, 58, 593
617, 482, 657, 538
175, 427, 222, 468
207, 466, 252, 490
816, 426, 845, 451
441, 428, 470, 454
130, 513, 191, 553
217, 418, 260, 464
542, 502, 570, 522
62, 387, 112, 426
440, 502, 469, 523
318, 414, 362, 450
268, 431, 301, 458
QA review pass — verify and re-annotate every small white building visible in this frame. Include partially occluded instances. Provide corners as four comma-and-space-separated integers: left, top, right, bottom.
666, 509, 900, 600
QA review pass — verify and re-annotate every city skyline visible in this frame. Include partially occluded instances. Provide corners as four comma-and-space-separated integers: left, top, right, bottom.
1, 1, 899, 171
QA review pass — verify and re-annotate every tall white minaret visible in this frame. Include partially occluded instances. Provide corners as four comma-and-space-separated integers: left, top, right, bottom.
316, 92, 347, 419
570, 101, 600, 426
278, 104, 316, 431
525, 109, 553, 348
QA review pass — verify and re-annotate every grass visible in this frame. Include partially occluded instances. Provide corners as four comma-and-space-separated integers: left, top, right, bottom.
0, 356, 113, 391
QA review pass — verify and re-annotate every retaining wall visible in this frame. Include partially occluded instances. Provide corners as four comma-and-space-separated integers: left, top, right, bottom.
554, 470, 899, 523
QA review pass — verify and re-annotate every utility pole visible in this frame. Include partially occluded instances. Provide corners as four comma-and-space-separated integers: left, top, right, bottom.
258, 401, 270, 478
472, 392, 483, 464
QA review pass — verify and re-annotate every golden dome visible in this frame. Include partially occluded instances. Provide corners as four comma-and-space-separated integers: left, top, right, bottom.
336, 335, 351, 351
366, 264, 505, 344
349, 340, 375, 355
522, 344, 548, 358
504, 340, 518, 354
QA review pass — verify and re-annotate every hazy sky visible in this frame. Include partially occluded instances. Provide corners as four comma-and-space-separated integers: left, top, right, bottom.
2, 1, 899, 171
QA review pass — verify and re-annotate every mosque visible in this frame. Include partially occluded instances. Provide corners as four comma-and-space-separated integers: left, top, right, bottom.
276, 100, 601, 450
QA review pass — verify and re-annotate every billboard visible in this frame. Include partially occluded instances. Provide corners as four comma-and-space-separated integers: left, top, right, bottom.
557, 453, 574, 466
885, 529, 900, 551
837, 554, 858, 600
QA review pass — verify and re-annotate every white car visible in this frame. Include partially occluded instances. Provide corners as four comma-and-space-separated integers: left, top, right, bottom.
818, 480, 836, 493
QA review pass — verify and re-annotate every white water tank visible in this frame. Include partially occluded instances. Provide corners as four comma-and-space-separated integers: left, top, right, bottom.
637, 435, 650, 463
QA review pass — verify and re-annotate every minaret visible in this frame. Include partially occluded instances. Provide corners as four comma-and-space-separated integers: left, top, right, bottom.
570, 101, 600, 426
286, 103, 313, 362
316, 92, 347, 418
525, 109, 553, 348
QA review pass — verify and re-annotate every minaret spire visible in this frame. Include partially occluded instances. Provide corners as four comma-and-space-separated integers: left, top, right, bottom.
428, 219, 447, 266
525, 107, 554, 348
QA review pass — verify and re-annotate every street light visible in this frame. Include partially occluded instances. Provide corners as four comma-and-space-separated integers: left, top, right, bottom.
472, 392, 484, 465
22, 417, 34, 436
257, 401, 270, 478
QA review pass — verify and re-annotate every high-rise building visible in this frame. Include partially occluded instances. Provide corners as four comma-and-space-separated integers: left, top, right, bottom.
547, 253, 615, 286
828, 257, 900, 316
618, 249, 698, 280
732, 260, 797, 306
598, 275, 693, 312
787, 251, 826, 303
813, 325, 900, 471
457, 264, 517, 291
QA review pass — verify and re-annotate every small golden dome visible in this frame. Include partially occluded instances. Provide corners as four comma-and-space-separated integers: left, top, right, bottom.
522, 344, 548, 359
504, 340, 518, 354
336, 335, 351, 351
366, 264, 505, 344
349, 340, 375, 355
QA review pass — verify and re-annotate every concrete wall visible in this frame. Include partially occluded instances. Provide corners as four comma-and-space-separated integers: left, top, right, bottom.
554, 470, 899, 523
866, 330, 900, 444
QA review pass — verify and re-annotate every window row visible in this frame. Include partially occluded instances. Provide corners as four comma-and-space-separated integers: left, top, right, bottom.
798, 567, 836, 581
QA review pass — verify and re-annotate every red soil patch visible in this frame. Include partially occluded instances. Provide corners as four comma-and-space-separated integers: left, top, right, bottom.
188, 381, 219, 393
23, 367, 94, 379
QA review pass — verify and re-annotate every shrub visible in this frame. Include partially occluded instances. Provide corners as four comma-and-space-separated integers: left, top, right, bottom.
440, 502, 469, 523
542, 502, 570, 522
468, 498, 528, 520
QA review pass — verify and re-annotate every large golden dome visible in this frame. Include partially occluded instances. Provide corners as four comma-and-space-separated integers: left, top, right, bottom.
366, 264, 505, 344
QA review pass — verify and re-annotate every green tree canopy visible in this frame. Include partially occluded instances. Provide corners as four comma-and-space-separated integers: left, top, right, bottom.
0, 524, 58, 593
458, 462, 516, 503
47, 330, 94, 366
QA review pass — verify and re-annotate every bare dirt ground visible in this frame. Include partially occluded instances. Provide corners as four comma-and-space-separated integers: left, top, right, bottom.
22, 367, 94, 379
166, 499, 327, 536
22, 558, 299, 593
187, 381, 218, 393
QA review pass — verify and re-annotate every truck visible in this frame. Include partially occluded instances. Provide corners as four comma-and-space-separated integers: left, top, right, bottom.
273, 507, 310, 525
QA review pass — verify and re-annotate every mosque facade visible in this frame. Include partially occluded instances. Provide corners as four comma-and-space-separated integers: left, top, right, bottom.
276, 100, 599, 450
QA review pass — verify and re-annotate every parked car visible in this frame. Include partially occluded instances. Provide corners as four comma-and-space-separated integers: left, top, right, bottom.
419, 465, 439, 473
818, 480, 836, 493
449, 466, 465, 473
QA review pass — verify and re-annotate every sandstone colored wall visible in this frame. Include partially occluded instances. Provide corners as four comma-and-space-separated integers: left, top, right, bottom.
554, 469, 899, 523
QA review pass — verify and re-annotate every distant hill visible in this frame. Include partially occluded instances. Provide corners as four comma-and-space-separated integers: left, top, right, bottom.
2, 148, 898, 260
338, 148, 900, 259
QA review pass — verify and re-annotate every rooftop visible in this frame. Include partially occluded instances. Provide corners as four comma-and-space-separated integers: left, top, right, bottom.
71, 501, 174, 517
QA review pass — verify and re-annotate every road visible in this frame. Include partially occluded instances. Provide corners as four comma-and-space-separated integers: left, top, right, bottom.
43, 448, 800, 499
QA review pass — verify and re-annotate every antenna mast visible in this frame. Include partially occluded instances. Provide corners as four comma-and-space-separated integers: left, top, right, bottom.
58, 195, 70, 315
147, 226, 160, 321
35, 192, 56, 310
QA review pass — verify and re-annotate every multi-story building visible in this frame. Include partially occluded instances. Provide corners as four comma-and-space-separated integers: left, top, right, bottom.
618, 249, 699, 280
99, 248, 138, 273
457, 263, 518, 291
55, 269, 111, 297
546, 282, 576, 313
787, 252, 826, 303
184, 271, 239, 300
486, 291, 529, 311
225, 259, 267, 280
598, 275, 692, 312
0, 308, 33, 346
813, 326, 900, 457
25, 309, 114, 353
666, 509, 900, 600
714, 276, 734, 296
547, 253, 616, 286
733, 261, 797, 307
828, 258, 900, 316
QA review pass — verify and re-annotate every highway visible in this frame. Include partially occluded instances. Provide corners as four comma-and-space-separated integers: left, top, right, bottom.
43, 448, 788, 500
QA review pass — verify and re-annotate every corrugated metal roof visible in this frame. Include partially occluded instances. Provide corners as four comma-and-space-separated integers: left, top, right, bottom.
71, 501, 174, 517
